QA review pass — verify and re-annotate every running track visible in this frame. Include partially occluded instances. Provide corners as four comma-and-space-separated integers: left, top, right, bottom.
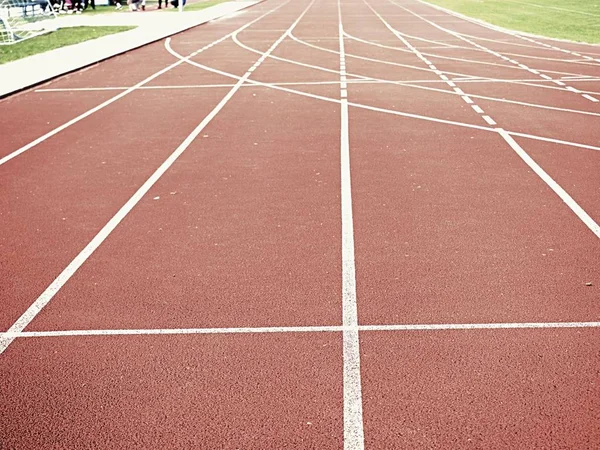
1, 0, 600, 447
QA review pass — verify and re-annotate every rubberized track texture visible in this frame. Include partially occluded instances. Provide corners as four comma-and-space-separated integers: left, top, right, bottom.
1, 0, 599, 448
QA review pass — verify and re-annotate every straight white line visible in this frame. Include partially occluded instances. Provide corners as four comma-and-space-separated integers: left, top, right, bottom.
498, 129, 600, 239
38, 78, 567, 94
0, 1, 290, 168
7, 326, 344, 338
339, 3, 365, 446
170, 45, 600, 151
461, 95, 473, 104
482, 115, 496, 125
6, 321, 600, 339
509, 131, 600, 152
471, 104, 484, 113
415, 0, 600, 58
0, 1, 313, 356
361, 321, 600, 331
391, 0, 591, 100
582, 94, 599, 102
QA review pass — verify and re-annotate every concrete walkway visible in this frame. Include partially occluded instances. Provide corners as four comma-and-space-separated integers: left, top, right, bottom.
0, 1, 261, 98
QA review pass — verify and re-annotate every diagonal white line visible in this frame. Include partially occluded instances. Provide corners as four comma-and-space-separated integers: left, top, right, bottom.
0, 0, 290, 168
0, 0, 314, 356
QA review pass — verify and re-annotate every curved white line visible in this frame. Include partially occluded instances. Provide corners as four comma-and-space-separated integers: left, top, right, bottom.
286, 31, 600, 117
166, 38, 600, 153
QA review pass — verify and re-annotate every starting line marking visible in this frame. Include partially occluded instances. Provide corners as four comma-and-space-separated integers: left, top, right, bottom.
5, 321, 600, 339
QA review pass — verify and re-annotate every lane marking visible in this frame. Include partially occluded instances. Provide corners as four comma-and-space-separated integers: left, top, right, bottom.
169, 44, 600, 152
391, 0, 596, 102
6, 321, 600, 339
482, 115, 497, 125
461, 95, 473, 104
338, 1, 365, 445
414, 0, 600, 62
362, 321, 600, 331
498, 129, 600, 239
0, 0, 291, 168
0, 0, 315, 356
582, 94, 599, 102
256, 30, 600, 109
471, 105, 484, 114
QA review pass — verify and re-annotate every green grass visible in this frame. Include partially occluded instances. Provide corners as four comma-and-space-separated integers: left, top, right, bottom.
165, 0, 227, 12
0, 26, 134, 64
423, 0, 600, 43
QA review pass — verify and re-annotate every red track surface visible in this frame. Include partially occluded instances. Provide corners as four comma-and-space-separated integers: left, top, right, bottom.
1, 0, 599, 448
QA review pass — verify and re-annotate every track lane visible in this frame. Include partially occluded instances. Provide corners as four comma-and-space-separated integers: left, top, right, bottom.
0, 333, 344, 448
361, 328, 600, 448
24, 84, 344, 332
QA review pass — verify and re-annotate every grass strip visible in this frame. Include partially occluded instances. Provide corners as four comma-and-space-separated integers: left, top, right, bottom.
423, 0, 600, 44
0, 26, 135, 64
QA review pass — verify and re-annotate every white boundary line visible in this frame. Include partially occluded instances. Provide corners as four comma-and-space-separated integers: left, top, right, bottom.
0, 0, 314, 356
497, 129, 600, 239
285, 31, 600, 115
416, 0, 600, 58
338, 0, 365, 446
388, 0, 599, 102
5, 321, 600, 339
167, 41, 600, 153
0, 0, 290, 168
32, 75, 600, 93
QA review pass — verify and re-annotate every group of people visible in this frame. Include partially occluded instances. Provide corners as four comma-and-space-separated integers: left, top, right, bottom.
124, 0, 185, 11
51, 0, 94, 14
123, 0, 176, 11
49, 0, 182, 14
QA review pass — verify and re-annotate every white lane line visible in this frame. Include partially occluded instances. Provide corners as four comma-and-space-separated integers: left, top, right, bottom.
275, 33, 600, 115
582, 94, 599, 102
482, 115, 497, 125
498, 129, 600, 239
362, 321, 600, 331
7, 326, 344, 338
471, 104, 484, 114
415, 0, 600, 62
338, 2, 365, 446
461, 95, 473, 104
540, 74, 553, 80
0, 1, 314, 356
553, 80, 566, 86
0, 1, 290, 168
6, 321, 600, 339
392, 0, 593, 101
453, 87, 465, 95
171, 44, 600, 152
